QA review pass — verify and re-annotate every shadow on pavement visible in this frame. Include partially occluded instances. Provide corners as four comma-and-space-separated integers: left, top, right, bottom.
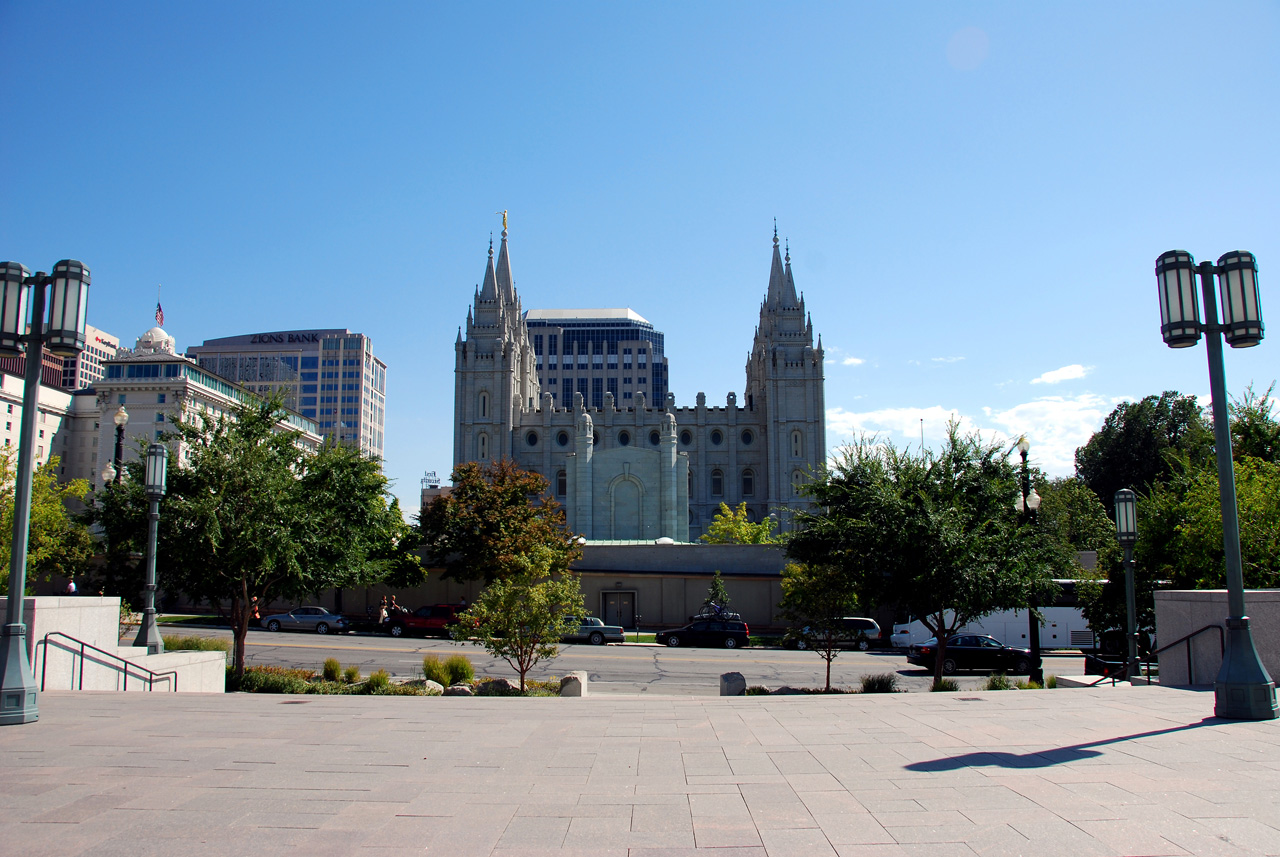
905, 717, 1222, 771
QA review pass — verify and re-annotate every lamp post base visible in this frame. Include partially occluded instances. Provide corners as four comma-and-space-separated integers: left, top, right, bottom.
1214, 617, 1278, 721
0, 623, 38, 725
133, 609, 164, 656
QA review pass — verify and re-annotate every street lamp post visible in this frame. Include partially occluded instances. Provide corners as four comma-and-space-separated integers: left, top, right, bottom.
1155, 249, 1277, 720
1113, 488, 1140, 681
112, 405, 128, 482
133, 443, 168, 655
0, 260, 91, 726
1014, 436, 1044, 685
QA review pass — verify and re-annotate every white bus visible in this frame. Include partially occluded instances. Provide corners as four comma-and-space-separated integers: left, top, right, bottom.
889, 581, 1095, 651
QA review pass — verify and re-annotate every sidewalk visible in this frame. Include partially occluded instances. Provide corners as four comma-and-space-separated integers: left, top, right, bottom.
1, 685, 1278, 856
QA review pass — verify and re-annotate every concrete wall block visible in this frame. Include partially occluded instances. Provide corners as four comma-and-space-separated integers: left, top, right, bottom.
720, 671, 746, 696
1155, 590, 1280, 686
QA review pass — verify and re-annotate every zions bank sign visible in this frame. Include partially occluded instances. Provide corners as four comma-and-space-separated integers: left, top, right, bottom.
249, 332, 323, 344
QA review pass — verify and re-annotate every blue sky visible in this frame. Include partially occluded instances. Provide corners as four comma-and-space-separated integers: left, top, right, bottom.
3, 2, 1278, 511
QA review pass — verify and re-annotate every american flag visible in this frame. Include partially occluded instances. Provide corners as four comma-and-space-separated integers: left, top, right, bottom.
155, 300, 164, 326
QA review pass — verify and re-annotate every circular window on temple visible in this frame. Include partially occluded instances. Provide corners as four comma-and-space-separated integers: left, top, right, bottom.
680, 430, 692, 446
619, 431, 631, 446
710, 429, 724, 445
526, 431, 538, 447
557, 431, 569, 447
741, 430, 753, 445
649, 430, 661, 446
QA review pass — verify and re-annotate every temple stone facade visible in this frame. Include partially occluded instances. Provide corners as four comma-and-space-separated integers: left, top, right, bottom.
453, 225, 825, 541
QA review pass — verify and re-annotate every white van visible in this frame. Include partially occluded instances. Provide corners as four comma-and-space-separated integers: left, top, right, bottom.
891, 605, 1088, 650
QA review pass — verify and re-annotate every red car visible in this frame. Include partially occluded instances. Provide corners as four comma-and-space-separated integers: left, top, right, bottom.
386, 604, 467, 638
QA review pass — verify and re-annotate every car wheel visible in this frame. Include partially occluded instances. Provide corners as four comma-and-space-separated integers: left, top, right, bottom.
266, 620, 281, 632
589, 631, 605, 646
666, 635, 681, 647
723, 637, 738, 649
942, 658, 957, 675
857, 639, 870, 651
316, 622, 329, 635
796, 638, 808, 650
1013, 658, 1032, 675
389, 623, 404, 638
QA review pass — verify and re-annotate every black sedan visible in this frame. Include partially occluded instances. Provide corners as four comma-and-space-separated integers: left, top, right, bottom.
907, 634, 1038, 675
656, 620, 750, 649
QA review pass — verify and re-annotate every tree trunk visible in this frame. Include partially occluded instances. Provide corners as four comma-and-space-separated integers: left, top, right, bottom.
825, 655, 832, 692
231, 585, 249, 678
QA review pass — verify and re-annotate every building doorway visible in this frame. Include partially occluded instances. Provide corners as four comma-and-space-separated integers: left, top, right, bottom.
602, 591, 636, 628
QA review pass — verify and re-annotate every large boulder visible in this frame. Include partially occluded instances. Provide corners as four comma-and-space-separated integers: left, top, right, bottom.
422, 680, 444, 696
443, 683, 474, 696
559, 671, 589, 697
720, 672, 747, 696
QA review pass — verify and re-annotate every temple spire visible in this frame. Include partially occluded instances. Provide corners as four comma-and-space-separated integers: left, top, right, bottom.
782, 240, 800, 308
478, 237, 498, 301
766, 223, 786, 305
495, 216, 515, 304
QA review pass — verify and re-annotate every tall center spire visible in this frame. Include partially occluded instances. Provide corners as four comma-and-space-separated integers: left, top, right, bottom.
495, 211, 515, 304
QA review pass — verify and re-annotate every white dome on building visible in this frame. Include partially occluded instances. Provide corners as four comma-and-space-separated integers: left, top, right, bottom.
135, 326, 176, 355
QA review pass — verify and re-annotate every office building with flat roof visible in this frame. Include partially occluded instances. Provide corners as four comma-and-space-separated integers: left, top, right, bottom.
186, 330, 386, 459
524, 308, 669, 409
60, 324, 121, 390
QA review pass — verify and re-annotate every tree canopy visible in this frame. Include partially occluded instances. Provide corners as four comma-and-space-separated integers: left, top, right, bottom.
1074, 391, 1213, 513
787, 423, 1066, 682
88, 398, 418, 674
699, 502, 780, 544
0, 453, 93, 595
777, 561, 860, 691
419, 459, 581, 583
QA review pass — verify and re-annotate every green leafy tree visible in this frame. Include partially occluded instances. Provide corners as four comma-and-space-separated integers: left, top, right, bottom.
419, 459, 581, 583
1230, 383, 1280, 464
702, 570, 731, 611
699, 502, 779, 544
0, 453, 93, 594
778, 561, 860, 691
1035, 475, 1114, 555
787, 423, 1066, 683
453, 546, 585, 691
1074, 391, 1213, 514
88, 398, 416, 676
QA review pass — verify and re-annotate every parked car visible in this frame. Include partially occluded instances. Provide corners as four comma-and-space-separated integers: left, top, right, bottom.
386, 604, 467, 638
656, 619, 750, 649
906, 634, 1039, 675
261, 606, 349, 635
783, 617, 881, 651
561, 616, 625, 645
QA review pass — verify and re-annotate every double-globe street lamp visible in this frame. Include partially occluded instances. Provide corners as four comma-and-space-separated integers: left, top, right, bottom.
0, 260, 91, 726
133, 444, 169, 655
1155, 249, 1277, 720
100, 405, 129, 485
1013, 436, 1044, 685
1113, 489, 1140, 682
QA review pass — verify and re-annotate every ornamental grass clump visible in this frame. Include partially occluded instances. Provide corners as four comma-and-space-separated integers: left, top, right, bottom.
931, 678, 960, 692
364, 669, 391, 694
983, 673, 1014, 691
860, 673, 900, 693
343, 664, 361, 683
444, 654, 475, 684
422, 654, 451, 686
322, 658, 342, 682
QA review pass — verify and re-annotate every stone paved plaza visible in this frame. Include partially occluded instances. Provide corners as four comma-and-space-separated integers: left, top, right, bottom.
2, 685, 1279, 856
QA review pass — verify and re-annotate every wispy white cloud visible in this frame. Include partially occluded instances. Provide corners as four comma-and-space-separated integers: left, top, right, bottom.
841, 356, 865, 366
932, 356, 965, 364
826, 393, 1114, 477
1030, 364, 1093, 385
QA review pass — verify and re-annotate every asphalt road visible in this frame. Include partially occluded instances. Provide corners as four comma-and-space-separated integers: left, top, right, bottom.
159, 626, 1090, 695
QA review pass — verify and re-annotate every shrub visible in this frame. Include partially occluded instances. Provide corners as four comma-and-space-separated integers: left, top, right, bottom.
1045, 674, 1058, 689
931, 678, 960, 692
322, 658, 341, 682
1015, 679, 1043, 690
233, 665, 314, 694
745, 686, 771, 695
445, 654, 475, 685
162, 634, 230, 654
422, 654, 452, 687
860, 673, 899, 693
983, 673, 1013, 691
365, 669, 391, 694
343, 664, 361, 684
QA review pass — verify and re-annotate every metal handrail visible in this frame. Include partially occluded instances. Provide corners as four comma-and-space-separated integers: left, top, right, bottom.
1139, 623, 1224, 685
38, 631, 178, 692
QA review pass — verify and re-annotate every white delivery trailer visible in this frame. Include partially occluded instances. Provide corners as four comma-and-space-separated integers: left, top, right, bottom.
891, 605, 1090, 650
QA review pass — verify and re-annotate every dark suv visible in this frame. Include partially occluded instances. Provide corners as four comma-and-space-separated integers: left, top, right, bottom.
657, 619, 750, 649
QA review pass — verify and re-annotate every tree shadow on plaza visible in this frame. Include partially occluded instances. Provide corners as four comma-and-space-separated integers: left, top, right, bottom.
905, 717, 1223, 771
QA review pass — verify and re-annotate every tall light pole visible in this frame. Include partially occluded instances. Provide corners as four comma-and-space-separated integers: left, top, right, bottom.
1155, 249, 1277, 720
1113, 488, 1140, 681
112, 405, 128, 482
133, 443, 168, 655
1014, 436, 1044, 685
0, 260, 91, 726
